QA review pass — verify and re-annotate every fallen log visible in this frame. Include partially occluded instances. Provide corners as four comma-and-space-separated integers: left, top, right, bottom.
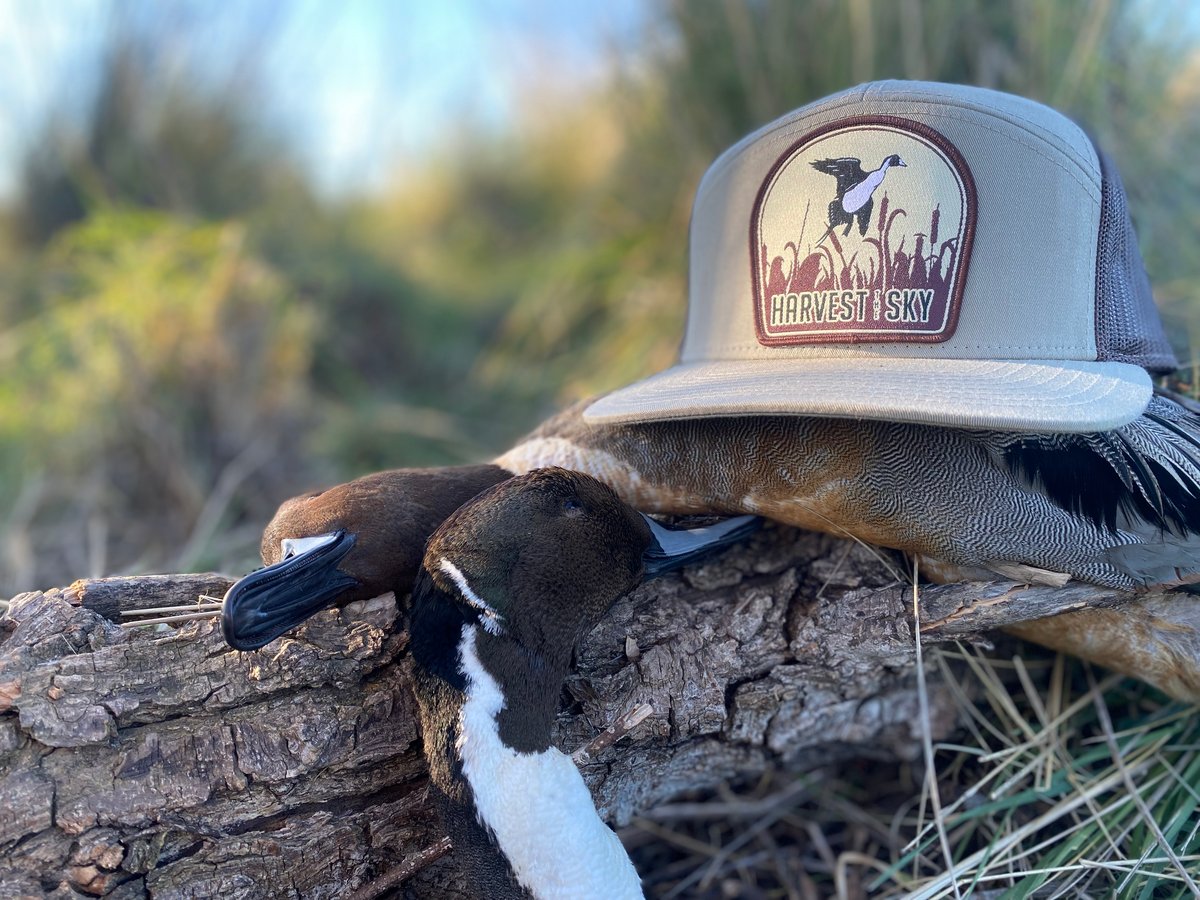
0, 523, 1185, 897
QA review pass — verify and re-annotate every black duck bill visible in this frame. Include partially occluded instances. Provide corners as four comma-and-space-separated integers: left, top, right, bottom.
221, 529, 359, 650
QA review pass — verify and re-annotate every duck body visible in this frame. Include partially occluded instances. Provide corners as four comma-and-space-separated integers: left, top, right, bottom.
410, 468, 700, 899
811, 154, 907, 236
496, 391, 1200, 592
840, 153, 906, 214
222, 391, 1200, 695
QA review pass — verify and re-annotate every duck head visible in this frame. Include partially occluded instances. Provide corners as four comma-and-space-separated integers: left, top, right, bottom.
410, 468, 753, 899
422, 467, 655, 655
413, 466, 755, 755
221, 462, 756, 652
221, 464, 510, 651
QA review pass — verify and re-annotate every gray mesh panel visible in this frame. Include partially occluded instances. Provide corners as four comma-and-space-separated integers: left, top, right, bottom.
1093, 148, 1177, 373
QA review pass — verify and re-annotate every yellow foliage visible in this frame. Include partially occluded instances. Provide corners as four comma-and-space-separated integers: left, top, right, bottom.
4, 210, 313, 447
0, 209, 318, 587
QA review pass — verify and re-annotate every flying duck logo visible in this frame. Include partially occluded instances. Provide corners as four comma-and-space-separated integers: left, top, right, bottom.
751, 117, 976, 345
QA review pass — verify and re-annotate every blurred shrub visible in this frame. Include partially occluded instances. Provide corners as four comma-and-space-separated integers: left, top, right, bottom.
14, 33, 307, 246
374, 101, 683, 414
0, 209, 316, 591
376, 0, 1200, 415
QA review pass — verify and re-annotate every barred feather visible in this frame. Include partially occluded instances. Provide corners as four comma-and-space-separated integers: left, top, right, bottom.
998, 392, 1200, 539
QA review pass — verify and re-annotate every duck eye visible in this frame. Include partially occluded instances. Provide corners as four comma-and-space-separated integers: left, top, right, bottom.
562, 496, 584, 516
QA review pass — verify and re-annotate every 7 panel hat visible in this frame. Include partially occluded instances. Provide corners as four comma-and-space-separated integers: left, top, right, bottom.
584, 80, 1176, 433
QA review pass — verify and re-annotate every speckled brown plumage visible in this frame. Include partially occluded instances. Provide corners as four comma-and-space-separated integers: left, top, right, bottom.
498, 392, 1200, 591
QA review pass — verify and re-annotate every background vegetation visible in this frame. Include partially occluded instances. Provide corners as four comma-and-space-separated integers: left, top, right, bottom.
1, 1, 1198, 895
2, 0, 1197, 594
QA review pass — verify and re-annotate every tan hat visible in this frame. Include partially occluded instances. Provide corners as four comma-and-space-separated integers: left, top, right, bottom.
584, 80, 1176, 433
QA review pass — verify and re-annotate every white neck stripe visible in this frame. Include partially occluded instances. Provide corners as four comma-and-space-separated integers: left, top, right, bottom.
439, 557, 505, 636
455, 625, 644, 899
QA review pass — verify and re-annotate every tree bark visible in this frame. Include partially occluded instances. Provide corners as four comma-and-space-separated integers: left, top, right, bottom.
0, 523, 1178, 898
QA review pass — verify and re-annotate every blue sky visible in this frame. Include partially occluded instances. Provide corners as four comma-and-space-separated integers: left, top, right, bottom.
0, 0, 648, 200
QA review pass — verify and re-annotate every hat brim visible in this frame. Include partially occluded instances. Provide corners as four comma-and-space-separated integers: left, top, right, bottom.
582, 358, 1153, 433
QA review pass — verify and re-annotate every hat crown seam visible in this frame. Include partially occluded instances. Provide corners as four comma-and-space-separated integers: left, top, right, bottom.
699, 82, 1099, 202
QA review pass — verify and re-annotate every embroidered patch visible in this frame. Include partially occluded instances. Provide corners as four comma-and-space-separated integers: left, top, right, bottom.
751, 116, 976, 345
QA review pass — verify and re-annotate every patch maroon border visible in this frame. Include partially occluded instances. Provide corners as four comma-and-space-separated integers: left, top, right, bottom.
750, 116, 977, 346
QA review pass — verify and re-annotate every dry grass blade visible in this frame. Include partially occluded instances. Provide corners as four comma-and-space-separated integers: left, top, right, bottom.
632, 816, 720, 860
904, 761, 1146, 897
780, 500, 907, 583
910, 557, 962, 900
120, 602, 222, 617
871, 639, 1200, 899
1086, 666, 1200, 894
120, 593, 224, 628
642, 777, 810, 822
660, 779, 814, 899
122, 610, 222, 628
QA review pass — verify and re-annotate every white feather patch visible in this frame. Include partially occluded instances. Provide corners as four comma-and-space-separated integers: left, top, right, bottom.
455, 625, 644, 899
495, 438, 645, 497
439, 558, 505, 636
280, 531, 340, 559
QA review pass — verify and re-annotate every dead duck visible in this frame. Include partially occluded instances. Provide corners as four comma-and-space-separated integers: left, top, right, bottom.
221, 391, 1200, 606
221, 456, 757, 651
498, 389, 1200, 594
409, 467, 755, 899
221, 391, 1200, 696
222, 80, 1200, 700
221, 465, 510, 649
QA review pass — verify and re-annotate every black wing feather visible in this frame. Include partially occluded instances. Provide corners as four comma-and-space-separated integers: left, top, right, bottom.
810, 157, 866, 192
998, 392, 1200, 537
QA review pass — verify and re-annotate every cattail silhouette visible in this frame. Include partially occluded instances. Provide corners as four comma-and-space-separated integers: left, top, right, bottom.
795, 253, 821, 289
911, 233, 927, 285
771, 200, 958, 311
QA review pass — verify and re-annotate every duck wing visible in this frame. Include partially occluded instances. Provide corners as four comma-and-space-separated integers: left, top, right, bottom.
810, 157, 866, 193
994, 391, 1200, 586
997, 392, 1200, 537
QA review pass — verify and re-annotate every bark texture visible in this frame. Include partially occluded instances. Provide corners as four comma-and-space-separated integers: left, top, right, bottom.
0, 524, 1164, 898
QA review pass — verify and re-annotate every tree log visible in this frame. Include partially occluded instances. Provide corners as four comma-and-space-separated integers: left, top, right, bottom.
0, 523, 1180, 898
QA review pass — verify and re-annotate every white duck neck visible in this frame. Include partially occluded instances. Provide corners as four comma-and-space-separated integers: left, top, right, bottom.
454, 624, 644, 900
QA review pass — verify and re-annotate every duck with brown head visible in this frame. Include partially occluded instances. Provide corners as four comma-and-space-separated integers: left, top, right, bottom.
223, 80, 1200, 700
221, 459, 758, 651
221, 465, 508, 649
